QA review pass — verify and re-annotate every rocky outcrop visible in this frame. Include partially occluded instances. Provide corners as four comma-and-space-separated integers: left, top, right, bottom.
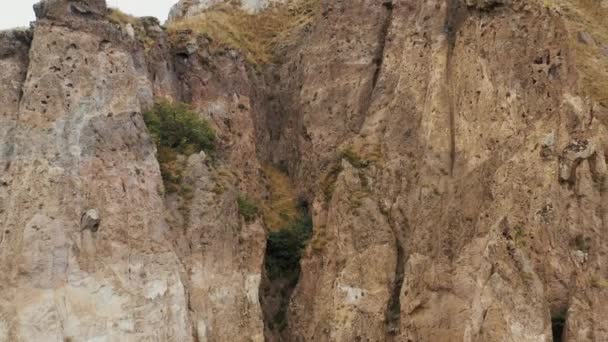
34, 0, 107, 20
0, 1, 190, 341
264, 0, 608, 341
163, 30, 268, 342
168, 0, 287, 20
2, 0, 608, 341
0, 0, 273, 340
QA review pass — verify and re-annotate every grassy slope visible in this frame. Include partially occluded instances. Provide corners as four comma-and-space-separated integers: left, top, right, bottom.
166, 0, 319, 64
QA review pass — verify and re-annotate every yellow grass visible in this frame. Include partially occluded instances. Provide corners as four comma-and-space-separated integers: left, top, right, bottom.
261, 165, 299, 231
166, 0, 320, 64
591, 275, 608, 289
107, 7, 139, 26
546, 0, 608, 105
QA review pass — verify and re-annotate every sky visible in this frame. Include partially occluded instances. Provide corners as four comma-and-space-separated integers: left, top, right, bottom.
0, 0, 179, 30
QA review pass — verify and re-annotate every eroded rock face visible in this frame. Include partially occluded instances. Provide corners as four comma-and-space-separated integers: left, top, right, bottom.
162, 32, 268, 341
0, 1, 191, 340
2, 0, 608, 341
34, 0, 108, 20
266, 0, 608, 341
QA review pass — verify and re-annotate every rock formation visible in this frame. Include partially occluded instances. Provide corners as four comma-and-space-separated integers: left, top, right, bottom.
1, 0, 607, 341
168, 0, 287, 20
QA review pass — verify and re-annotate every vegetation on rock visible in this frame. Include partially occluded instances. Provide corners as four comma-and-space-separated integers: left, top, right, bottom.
107, 8, 157, 50
265, 209, 312, 280
166, 0, 320, 64
260, 167, 313, 333
144, 101, 216, 154
143, 101, 216, 192
340, 147, 369, 169
261, 165, 299, 231
238, 195, 260, 223
263, 205, 312, 332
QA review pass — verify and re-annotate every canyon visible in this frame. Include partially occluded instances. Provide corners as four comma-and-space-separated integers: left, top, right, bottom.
0, 0, 607, 341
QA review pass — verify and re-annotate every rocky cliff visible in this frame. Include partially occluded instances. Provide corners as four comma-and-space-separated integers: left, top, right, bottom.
0, 0, 607, 341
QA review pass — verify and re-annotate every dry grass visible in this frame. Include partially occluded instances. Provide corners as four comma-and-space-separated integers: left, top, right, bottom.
107, 7, 140, 26
166, 0, 320, 64
310, 224, 327, 252
261, 165, 299, 231
591, 275, 608, 289
546, 0, 608, 105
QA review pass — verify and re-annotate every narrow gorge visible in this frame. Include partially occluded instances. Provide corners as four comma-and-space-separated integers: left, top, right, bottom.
1, 0, 608, 341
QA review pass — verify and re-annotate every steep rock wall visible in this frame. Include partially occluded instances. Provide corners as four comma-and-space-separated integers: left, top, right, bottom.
0, 1, 268, 341
163, 32, 268, 342
0, 2, 192, 341
263, 0, 608, 341
1, 0, 607, 341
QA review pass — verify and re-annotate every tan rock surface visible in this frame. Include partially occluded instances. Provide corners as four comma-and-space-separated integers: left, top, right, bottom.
269, 0, 608, 341
1, 0, 608, 341
0, 1, 190, 341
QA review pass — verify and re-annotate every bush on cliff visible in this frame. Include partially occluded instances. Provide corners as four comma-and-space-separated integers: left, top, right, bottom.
144, 101, 216, 155
238, 195, 260, 223
143, 101, 216, 192
265, 211, 312, 280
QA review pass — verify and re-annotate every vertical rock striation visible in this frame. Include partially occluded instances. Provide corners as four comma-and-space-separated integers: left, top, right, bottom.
263, 0, 608, 341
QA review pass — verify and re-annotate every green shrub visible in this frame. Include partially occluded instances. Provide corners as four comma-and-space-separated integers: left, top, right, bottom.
265, 213, 313, 279
238, 195, 260, 223
143, 101, 216, 193
143, 101, 216, 155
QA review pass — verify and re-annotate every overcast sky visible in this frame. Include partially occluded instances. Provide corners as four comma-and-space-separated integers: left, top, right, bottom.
0, 0, 179, 30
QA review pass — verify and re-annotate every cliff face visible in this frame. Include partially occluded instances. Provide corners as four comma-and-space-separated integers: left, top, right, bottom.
1, 0, 607, 341
280, 1, 608, 341
283, 0, 606, 340
0, 2, 191, 340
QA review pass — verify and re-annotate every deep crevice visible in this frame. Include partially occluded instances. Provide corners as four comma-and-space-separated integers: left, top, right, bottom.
372, 0, 394, 90
551, 309, 567, 342
386, 242, 405, 336
260, 201, 312, 341
359, 0, 394, 124
444, 0, 467, 176
383, 198, 408, 338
